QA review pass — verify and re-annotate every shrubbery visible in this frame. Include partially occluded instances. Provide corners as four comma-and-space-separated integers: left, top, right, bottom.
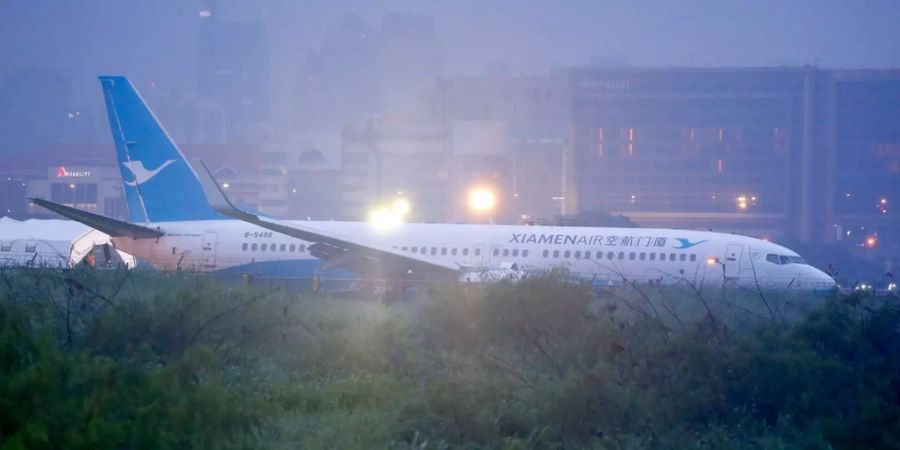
0, 268, 898, 449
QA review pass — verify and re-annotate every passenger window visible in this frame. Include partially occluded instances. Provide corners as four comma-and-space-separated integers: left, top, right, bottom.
564, 250, 571, 258
618, 252, 625, 260
575, 250, 582, 259
512, 249, 519, 257
542, 250, 549, 257
261, 243, 267, 251
300, 245, 306, 252
690, 254, 696, 262
584, 251, 591, 259
553, 250, 560, 258
0, 242, 10, 252
639, 253, 646, 261
280, 244, 286, 251
598, 251, 604, 259
289, 244, 296, 252
412, 247, 418, 254
522, 250, 529, 257
271, 244, 277, 252
431, 247, 437, 255
251, 243, 258, 251
463, 248, 469, 256
451, 248, 457, 256
629, 252, 636, 260
242, 243, 248, 251
502, 249, 509, 257
669, 253, 676, 261
441, 248, 447, 255
493, 249, 500, 257
680, 254, 686, 261
607, 251, 614, 260
402, 246, 408, 251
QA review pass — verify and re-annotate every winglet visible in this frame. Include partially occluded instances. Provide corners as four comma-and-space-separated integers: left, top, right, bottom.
195, 159, 258, 222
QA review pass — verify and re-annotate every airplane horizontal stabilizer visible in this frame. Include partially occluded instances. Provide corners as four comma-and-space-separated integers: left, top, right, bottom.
28, 198, 164, 239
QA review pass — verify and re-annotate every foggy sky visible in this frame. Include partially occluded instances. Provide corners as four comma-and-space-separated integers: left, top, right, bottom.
3, 0, 900, 126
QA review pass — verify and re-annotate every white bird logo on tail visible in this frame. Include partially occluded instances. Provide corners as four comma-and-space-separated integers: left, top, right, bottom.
122, 160, 176, 186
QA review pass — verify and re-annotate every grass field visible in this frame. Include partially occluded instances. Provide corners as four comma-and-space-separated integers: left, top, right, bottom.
0, 267, 897, 449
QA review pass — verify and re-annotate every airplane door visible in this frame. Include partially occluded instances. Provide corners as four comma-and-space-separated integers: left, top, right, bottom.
724, 244, 743, 279
201, 231, 217, 268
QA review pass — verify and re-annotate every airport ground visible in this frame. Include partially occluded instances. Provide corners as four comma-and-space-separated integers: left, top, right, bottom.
0, 268, 898, 449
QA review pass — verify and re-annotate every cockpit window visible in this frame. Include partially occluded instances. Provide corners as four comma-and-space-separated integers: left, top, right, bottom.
766, 253, 807, 265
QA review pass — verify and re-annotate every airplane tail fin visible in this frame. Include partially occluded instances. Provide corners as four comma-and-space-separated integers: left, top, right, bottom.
99, 76, 220, 223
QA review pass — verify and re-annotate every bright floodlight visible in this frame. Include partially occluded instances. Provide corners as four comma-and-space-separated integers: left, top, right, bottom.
369, 207, 401, 231
392, 198, 411, 216
469, 188, 496, 212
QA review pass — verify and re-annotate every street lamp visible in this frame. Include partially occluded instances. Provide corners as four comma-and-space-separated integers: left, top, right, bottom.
468, 188, 496, 213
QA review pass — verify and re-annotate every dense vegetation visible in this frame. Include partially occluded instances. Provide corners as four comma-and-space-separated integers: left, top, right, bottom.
0, 268, 898, 449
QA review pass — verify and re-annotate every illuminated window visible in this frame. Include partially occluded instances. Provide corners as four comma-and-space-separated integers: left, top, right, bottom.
242, 243, 248, 251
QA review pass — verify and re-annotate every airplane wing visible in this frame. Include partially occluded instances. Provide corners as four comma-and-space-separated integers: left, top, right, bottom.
195, 161, 457, 281
28, 197, 164, 239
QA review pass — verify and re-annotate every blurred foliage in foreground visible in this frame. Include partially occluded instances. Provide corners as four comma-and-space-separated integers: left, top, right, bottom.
0, 268, 898, 449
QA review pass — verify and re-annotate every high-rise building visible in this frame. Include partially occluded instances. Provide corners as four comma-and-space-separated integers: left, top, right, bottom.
197, 3, 270, 144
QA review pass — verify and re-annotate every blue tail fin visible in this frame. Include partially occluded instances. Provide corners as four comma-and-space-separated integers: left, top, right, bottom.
100, 76, 221, 222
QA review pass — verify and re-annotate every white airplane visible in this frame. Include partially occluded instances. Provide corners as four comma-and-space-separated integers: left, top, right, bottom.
31, 76, 835, 291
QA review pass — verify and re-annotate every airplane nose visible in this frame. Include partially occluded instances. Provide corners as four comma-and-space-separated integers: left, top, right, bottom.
806, 267, 836, 290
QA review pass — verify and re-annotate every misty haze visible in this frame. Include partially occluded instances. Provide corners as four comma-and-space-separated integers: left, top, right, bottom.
0, 1, 899, 448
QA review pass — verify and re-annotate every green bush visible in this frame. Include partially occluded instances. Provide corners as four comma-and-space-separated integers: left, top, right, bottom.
0, 268, 898, 449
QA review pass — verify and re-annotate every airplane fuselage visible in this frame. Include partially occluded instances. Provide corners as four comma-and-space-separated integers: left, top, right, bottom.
111, 220, 836, 291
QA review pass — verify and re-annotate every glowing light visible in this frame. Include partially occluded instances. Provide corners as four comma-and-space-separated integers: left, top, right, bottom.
368, 207, 402, 231
468, 188, 496, 212
865, 236, 877, 248
222, 182, 230, 189
392, 198, 411, 216
880, 198, 888, 205
68, 183, 75, 189
707, 256, 720, 266
199, 9, 212, 17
